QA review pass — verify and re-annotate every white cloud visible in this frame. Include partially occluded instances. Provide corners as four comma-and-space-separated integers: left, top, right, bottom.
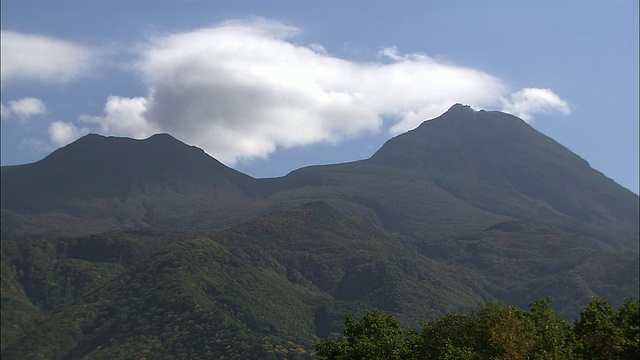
1, 97, 46, 120
1, 30, 97, 84
81, 96, 156, 138
500, 88, 571, 122
80, 19, 569, 164
49, 121, 87, 147
377, 46, 432, 62
104, 19, 505, 164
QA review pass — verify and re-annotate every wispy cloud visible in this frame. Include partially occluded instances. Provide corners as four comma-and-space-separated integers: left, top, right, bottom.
48, 121, 88, 147
0, 30, 97, 84
1, 97, 46, 120
500, 88, 571, 122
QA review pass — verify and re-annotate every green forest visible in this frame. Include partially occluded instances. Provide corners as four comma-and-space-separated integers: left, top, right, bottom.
316, 297, 639, 360
2, 202, 638, 359
2, 106, 639, 359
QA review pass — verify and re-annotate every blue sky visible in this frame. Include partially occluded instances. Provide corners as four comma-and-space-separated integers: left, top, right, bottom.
1, 0, 638, 193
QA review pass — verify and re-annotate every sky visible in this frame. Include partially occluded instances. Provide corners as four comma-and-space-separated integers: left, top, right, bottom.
1, 1, 638, 194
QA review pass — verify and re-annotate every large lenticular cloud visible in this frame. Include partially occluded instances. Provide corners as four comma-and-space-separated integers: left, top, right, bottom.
0, 30, 97, 84
87, 18, 569, 164
136, 19, 505, 164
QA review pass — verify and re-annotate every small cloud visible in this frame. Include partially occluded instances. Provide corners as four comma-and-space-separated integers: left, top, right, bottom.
219, 17, 300, 39
48, 121, 88, 147
1, 97, 47, 120
1, 30, 98, 84
377, 46, 431, 62
307, 43, 328, 55
378, 46, 404, 61
500, 88, 570, 122
80, 96, 156, 138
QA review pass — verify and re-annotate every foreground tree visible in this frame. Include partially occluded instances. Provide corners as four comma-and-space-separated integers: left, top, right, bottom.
418, 302, 535, 359
314, 309, 411, 360
615, 298, 640, 359
316, 297, 638, 359
574, 296, 639, 359
527, 297, 577, 359
416, 312, 481, 359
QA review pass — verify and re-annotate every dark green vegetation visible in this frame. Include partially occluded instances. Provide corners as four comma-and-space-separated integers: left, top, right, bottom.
2, 202, 638, 358
315, 297, 639, 359
2, 104, 638, 358
1, 202, 488, 358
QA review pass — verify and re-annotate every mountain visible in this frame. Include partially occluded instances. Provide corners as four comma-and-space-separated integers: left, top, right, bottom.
3, 105, 636, 252
260, 104, 637, 254
1, 133, 262, 239
368, 104, 638, 250
1, 104, 638, 357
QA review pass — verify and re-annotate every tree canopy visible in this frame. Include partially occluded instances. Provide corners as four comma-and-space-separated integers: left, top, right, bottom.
315, 297, 639, 360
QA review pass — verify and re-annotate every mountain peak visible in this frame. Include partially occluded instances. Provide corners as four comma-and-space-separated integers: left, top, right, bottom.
367, 106, 637, 246
447, 103, 475, 112
74, 133, 182, 146
1, 132, 257, 217
147, 133, 181, 142
370, 107, 528, 168
41, 133, 203, 169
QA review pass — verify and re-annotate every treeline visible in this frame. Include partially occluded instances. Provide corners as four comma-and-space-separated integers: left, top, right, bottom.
315, 297, 639, 359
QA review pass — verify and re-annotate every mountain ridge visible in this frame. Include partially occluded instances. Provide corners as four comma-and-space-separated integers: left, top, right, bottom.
2, 104, 637, 252
2, 104, 638, 358
1, 132, 262, 238
368, 104, 638, 249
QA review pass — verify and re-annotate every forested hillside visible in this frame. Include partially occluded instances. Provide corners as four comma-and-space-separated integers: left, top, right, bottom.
1, 105, 638, 358
2, 202, 638, 358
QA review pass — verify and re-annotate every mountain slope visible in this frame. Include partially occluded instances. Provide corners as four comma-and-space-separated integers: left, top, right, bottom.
2, 202, 636, 358
2, 105, 636, 254
263, 161, 512, 242
422, 220, 639, 317
2, 104, 638, 358
1, 202, 493, 359
1, 134, 263, 238
367, 104, 638, 251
